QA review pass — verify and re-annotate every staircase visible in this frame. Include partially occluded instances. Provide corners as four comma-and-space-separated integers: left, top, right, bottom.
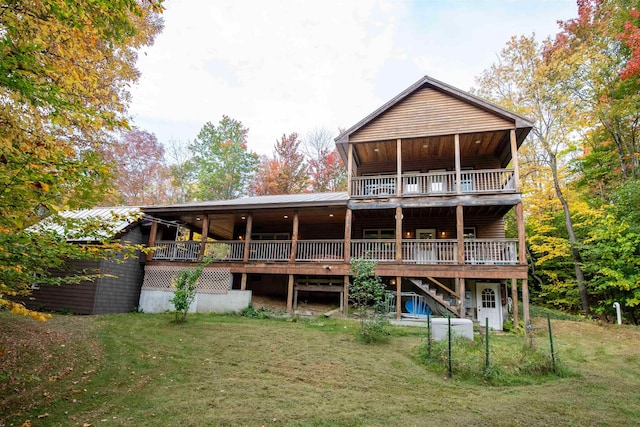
405, 278, 459, 317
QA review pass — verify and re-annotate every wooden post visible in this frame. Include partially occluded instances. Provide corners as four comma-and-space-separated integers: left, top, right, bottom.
515, 202, 526, 265
454, 134, 462, 194
510, 129, 521, 192
287, 274, 295, 313
396, 275, 402, 320
456, 204, 465, 264
289, 210, 299, 262
347, 144, 353, 196
396, 138, 402, 197
344, 209, 352, 263
511, 278, 519, 332
522, 278, 530, 330
146, 220, 158, 261
243, 214, 253, 262
240, 273, 247, 291
198, 214, 209, 259
343, 275, 349, 317
395, 206, 403, 263
459, 278, 466, 318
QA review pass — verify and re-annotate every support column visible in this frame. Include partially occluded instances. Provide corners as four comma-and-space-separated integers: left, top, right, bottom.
510, 129, 521, 192
146, 220, 158, 261
344, 209, 352, 263
456, 204, 465, 264
198, 214, 209, 259
395, 206, 403, 263
522, 278, 530, 330
243, 214, 253, 262
516, 202, 526, 265
287, 274, 295, 313
396, 275, 402, 320
347, 144, 353, 196
289, 211, 299, 262
511, 278, 519, 332
343, 275, 349, 317
458, 278, 466, 319
240, 273, 247, 291
396, 138, 402, 197
454, 133, 462, 194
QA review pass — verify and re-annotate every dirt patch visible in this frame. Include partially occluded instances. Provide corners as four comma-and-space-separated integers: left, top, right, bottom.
251, 295, 340, 316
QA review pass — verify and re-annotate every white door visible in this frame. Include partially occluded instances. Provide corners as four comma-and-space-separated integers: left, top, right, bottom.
476, 283, 503, 331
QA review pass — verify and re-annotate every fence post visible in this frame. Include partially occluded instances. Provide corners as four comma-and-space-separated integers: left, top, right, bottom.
485, 317, 490, 377
447, 315, 452, 378
547, 314, 557, 373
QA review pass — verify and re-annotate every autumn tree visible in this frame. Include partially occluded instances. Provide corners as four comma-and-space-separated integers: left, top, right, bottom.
248, 133, 309, 195
99, 129, 171, 206
0, 0, 164, 319
188, 116, 259, 200
165, 138, 196, 203
304, 127, 347, 192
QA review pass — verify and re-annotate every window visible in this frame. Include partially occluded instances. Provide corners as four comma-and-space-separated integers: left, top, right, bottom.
363, 229, 395, 239
461, 167, 474, 192
463, 227, 476, 239
481, 288, 496, 308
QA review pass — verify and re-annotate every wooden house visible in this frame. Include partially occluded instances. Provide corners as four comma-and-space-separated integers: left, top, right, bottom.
142, 76, 533, 330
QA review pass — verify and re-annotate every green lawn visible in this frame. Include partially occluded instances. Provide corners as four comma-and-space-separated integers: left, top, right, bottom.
1, 311, 639, 426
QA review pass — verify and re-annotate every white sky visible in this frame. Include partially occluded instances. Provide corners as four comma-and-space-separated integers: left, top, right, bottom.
128, 0, 578, 156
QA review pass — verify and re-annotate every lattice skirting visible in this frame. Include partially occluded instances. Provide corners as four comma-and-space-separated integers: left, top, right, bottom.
142, 265, 232, 294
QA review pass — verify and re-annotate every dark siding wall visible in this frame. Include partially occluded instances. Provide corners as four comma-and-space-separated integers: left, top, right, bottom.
358, 155, 501, 175
26, 260, 100, 314
246, 274, 288, 296
93, 226, 147, 314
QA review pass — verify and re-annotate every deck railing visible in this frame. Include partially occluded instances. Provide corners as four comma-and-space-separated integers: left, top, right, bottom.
249, 240, 292, 261
152, 241, 200, 261
351, 175, 397, 198
151, 238, 519, 265
464, 239, 517, 264
296, 240, 344, 261
351, 169, 517, 198
350, 239, 396, 262
203, 241, 245, 261
401, 239, 457, 264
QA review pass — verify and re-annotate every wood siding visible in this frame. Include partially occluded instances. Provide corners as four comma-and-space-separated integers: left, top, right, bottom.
358, 155, 502, 175
350, 87, 513, 143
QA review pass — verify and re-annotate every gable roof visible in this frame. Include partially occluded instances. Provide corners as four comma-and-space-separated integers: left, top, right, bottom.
335, 75, 534, 144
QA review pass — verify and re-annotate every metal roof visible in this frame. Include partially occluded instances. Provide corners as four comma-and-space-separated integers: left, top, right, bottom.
142, 192, 349, 214
31, 206, 142, 241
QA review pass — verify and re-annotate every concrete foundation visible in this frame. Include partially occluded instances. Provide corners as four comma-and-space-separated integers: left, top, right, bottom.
139, 290, 252, 314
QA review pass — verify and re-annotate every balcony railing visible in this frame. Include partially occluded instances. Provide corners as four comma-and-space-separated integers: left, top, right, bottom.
151, 238, 518, 265
402, 239, 457, 264
350, 239, 396, 262
350, 169, 515, 198
296, 240, 344, 261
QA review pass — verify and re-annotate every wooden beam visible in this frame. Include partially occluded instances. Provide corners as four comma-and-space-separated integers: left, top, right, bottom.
344, 209, 352, 263
240, 273, 247, 291
515, 202, 526, 265
147, 220, 158, 261
294, 284, 344, 292
456, 204, 465, 264
343, 275, 349, 317
347, 143, 353, 196
396, 275, 402, 320
455, 133, 462, 194
396, 138, 402, 197
522, 278, 530, 330
395, 206, 403, 263
511, 278, 519, 333
426, 276, 459, 298
243, 214, 253, 262
198, 214, 209, 259
287, 274, 294, 312
458, 278, 466, 318
510, 129, 521, 192
289, 210, 299, 262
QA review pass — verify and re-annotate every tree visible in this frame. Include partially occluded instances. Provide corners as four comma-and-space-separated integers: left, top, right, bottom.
189, 116, 259, 200
248, 133, 308, 195
170, 257, 211, 322
99, 129, 171, 206
349, 258, 389, 343
305, 128, 347, 192
0, 0, 164, 319
165, 138, 196, 203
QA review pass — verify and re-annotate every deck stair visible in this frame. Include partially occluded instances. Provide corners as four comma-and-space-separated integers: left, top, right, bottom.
405, 278, 459, 317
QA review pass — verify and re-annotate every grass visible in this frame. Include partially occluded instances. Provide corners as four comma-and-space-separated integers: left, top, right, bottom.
1, 309, 639, 426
